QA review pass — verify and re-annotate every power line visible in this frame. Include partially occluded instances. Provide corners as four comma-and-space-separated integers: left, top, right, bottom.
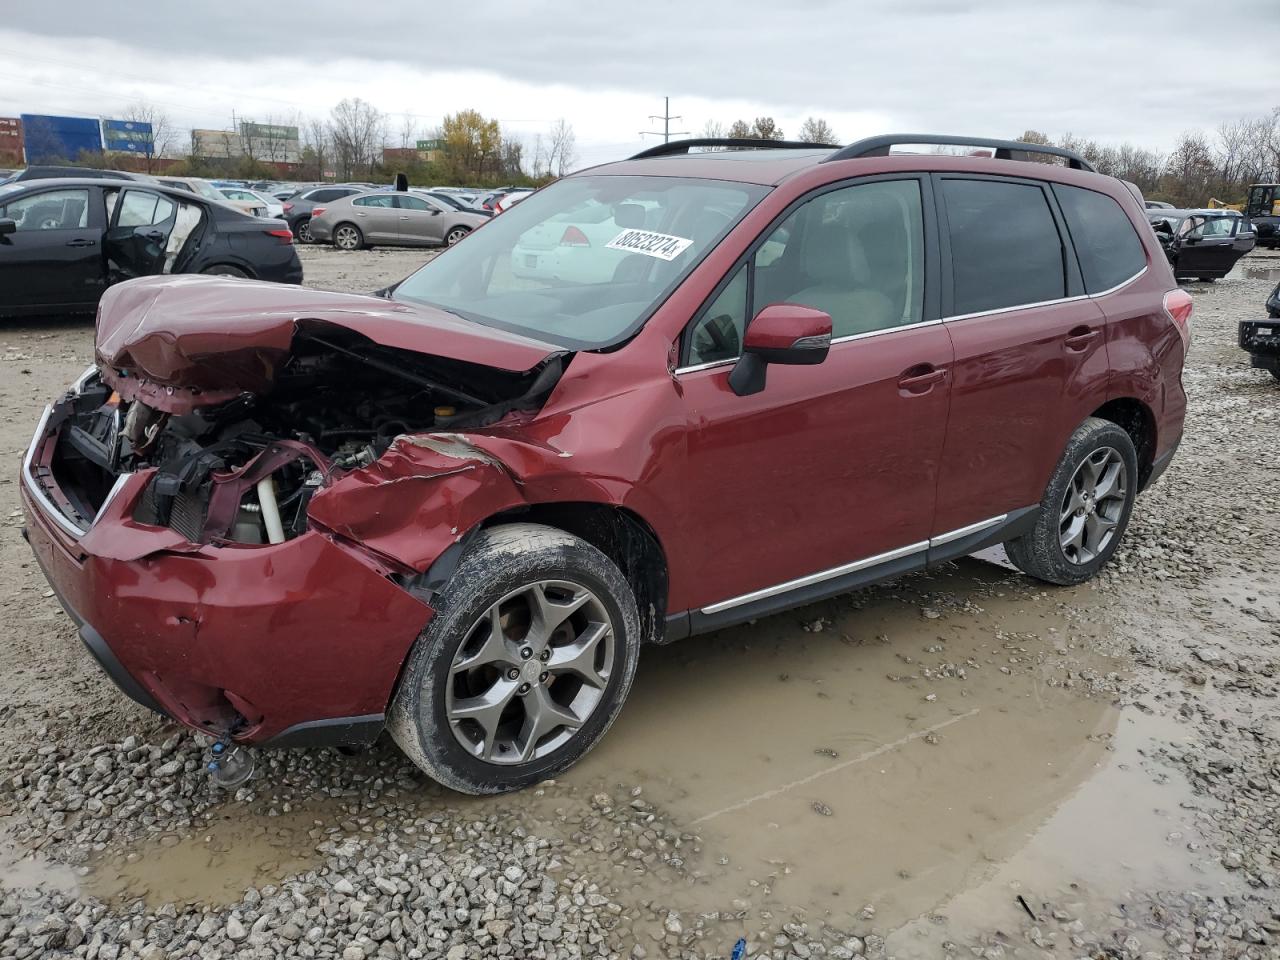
640, 97, 688, 144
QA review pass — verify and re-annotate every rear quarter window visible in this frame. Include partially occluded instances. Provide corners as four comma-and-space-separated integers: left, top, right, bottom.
1054, 184, 1147, 293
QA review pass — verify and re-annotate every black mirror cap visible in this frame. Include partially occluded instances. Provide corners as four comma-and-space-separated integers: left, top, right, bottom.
0, 218, 15, 236
728, 333, 831, 396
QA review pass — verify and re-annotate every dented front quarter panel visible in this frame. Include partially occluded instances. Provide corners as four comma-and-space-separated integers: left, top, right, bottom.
305, 339, 691, 586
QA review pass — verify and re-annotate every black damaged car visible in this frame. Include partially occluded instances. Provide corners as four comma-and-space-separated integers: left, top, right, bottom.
0, 178, 302, 318
1148, 208, 1256, 282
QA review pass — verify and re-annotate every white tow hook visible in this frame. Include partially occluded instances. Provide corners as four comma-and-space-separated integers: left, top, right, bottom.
256, 475, 286, 544
206, 741, 255, 789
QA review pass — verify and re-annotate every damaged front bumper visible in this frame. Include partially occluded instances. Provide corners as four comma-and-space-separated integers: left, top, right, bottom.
21, 383, 435, 748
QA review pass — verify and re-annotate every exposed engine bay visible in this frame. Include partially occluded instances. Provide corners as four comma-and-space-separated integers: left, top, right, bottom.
49, 331, 565, 546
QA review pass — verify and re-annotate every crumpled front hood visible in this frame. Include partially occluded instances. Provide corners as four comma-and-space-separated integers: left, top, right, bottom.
96, 275, 559, 411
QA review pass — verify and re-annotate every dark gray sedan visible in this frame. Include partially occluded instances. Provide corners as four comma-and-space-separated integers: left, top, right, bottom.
309, 191, 489, 250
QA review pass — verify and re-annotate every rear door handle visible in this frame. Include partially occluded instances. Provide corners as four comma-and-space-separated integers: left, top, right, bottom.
897, 363, 947, 394
65, 238, 96, 248
1064, 326, 1100, 351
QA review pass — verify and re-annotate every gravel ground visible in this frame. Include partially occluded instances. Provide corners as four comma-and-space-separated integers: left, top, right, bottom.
0, 245, 1277, 959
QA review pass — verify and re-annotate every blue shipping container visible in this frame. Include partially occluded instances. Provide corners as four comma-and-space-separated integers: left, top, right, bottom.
19, 114, 103, 163
103, 118, 154, 154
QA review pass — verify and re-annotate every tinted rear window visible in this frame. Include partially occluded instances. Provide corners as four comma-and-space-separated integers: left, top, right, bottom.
308, 189, 345, 202
1054, 184, 1146, 293
941, 179, 1065, 315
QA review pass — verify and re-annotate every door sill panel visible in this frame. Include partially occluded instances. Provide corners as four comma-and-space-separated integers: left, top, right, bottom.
670, 507, 1039, 640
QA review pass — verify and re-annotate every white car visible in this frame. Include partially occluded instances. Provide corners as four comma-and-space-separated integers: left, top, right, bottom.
220, 187, 284, 219
511, 198, 658, 284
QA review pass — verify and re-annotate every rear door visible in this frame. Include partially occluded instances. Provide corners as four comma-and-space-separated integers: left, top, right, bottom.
349, 195, 398, 242
105, 188, 179, 281
0, 186, 104, 310
395, 194, 447, 245
931, 174, 1109, 535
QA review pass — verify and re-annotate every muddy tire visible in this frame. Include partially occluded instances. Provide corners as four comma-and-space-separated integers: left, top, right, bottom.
333, 223, 364, 251
1004, 417, 1138, 586
389, 523, 641, 795
202, 264, 248, 278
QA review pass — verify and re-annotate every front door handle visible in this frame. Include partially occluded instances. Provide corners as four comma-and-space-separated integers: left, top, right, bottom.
399, 216, 411, 220
897, 363, 946, 394
1064, 326, 1100, 351
65, 238, 96, 248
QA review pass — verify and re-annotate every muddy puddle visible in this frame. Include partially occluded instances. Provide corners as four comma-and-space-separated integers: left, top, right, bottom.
7, 555, 1235, 944
81, 810, 326, 907
1225, 263, 1280, 282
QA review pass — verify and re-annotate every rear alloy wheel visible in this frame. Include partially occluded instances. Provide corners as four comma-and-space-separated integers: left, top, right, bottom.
295, 218, 314, 244
333, 223, 363, 251
389, 523, 641, 794
445, 226, 470, 246
202, 264, 248, 278
1005, 417, 1138, 585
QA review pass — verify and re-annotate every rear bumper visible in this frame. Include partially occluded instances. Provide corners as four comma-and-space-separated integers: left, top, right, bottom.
21, 403, 434, 746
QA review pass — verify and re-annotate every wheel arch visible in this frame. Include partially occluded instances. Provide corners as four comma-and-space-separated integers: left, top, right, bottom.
480, 502, 670, 647
1090, 397, 1156, 489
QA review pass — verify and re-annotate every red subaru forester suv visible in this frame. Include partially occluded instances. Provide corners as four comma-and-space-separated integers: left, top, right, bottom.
23, 135, 1191, 794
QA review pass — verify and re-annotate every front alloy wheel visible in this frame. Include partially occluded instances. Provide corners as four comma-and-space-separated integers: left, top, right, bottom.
445, 226, 469, 246
446, 581, 614, 763
388, 523, 641, 794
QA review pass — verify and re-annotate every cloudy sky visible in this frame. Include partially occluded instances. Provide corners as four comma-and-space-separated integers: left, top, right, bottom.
2, 0, 1278, 169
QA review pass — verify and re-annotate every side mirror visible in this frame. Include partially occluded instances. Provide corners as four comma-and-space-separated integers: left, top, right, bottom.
728, 303, 832, 397
0, 218, 15, 237
430, 208, 441, 216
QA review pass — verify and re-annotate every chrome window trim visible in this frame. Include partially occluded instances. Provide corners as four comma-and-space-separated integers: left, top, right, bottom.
700, 540, 929, 614
943, 294, 1089, 323
1086, 264, 1148, 298
22, 405, 89, 540
830, 317, 943, 345
928, 513, 1007, 547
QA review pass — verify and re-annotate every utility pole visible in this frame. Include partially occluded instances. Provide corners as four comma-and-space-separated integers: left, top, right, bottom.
640, 97, 689, 143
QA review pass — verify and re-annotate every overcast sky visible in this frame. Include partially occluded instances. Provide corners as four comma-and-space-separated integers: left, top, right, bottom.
2, 0, 1278, 170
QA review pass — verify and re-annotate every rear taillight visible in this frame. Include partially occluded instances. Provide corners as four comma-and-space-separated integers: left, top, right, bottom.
266, 228, 294, 244
282, 202, 294, 212
311, 206, 326, 218
559, 226, 590, 247
1163, 288, 1193, 349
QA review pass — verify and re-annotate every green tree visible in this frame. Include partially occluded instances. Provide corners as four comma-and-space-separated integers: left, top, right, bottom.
442, 109, 502, 180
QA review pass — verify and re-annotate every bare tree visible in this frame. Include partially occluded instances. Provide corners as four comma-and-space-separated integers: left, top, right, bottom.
547, 118, 577, 177
399, 115, 418, 151
120, 102, 173, 172
330, 98, 386, 180
302, 118, 332, 181
727, 119, 752, 139
798, 117, 837, 144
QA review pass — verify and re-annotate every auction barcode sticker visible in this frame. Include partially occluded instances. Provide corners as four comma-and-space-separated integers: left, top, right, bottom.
606, 229, 694, 261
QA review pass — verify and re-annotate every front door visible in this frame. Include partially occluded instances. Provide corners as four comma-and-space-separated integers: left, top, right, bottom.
1174, 215, 1238, 278
0, 186, 103, 310
395, 195, 447, 245
677, 177, 952, 621
105, 188, 177, 281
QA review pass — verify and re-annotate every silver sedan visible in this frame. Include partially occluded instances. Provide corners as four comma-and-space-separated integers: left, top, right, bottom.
308, 191, 489, 250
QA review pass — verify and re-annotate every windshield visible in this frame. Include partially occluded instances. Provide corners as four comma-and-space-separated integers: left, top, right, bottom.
391, 175, 768, 349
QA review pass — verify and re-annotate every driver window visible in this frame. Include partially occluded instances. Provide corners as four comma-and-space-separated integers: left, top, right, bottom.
687, 264, 748, 365
2, 189, 90, 231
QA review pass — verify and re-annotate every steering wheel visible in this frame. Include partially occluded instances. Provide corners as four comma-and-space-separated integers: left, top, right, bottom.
38, 216, 62, 230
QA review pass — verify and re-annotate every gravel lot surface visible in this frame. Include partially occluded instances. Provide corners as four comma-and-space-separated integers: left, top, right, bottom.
0, 244, 1277, 959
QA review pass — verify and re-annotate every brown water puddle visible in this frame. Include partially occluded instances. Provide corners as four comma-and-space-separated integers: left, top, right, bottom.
82, 810, 326, 907
9, 554, 1233, 943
